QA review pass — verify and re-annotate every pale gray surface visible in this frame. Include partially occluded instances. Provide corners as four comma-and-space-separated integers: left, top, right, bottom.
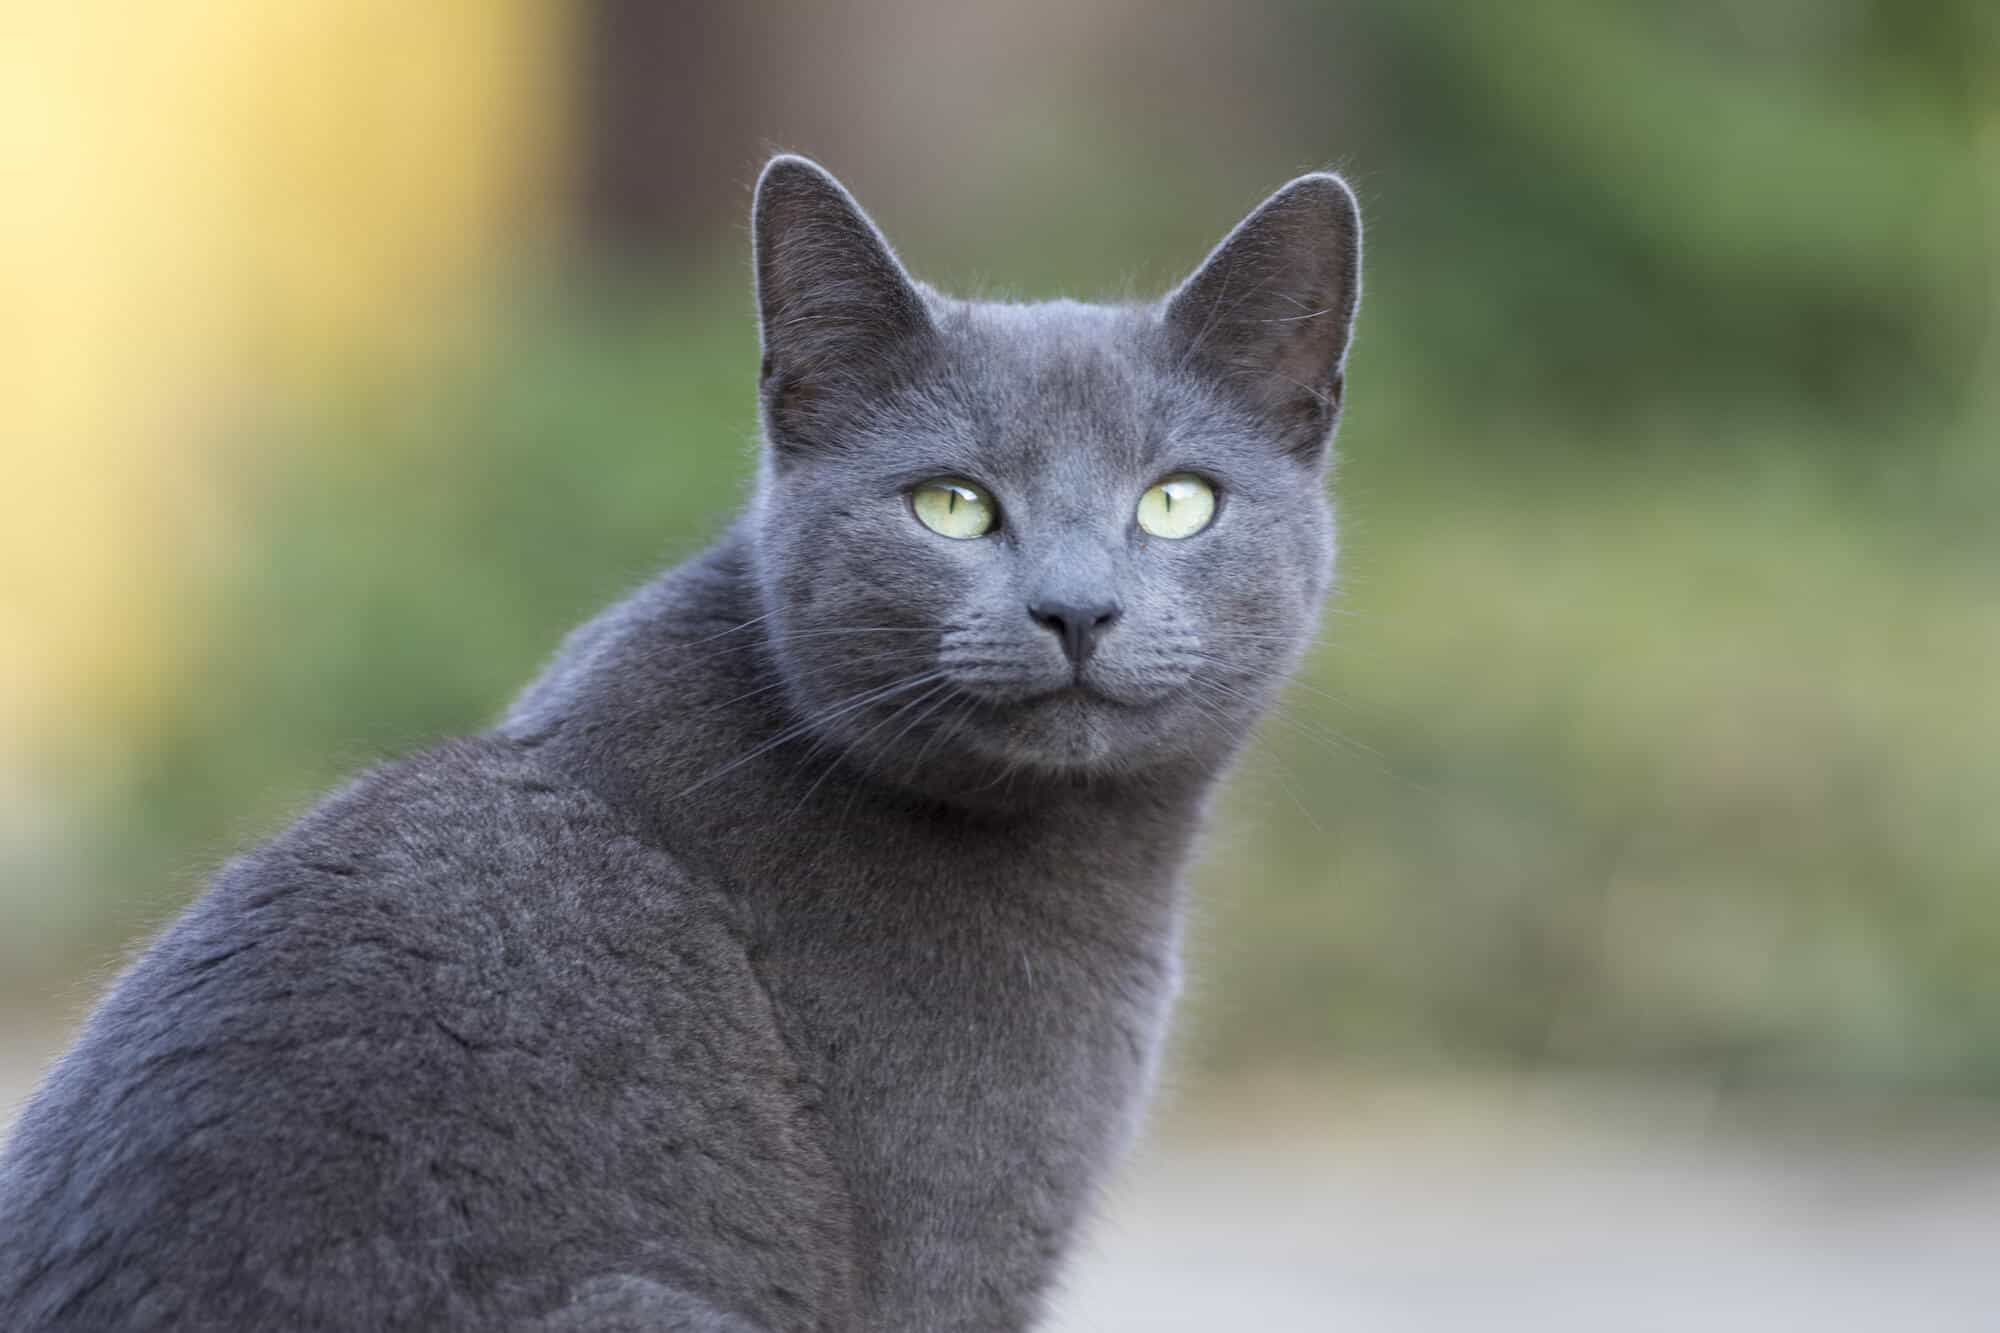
7, 1030, 1999, 1332
1050, 1077, 2000, 1333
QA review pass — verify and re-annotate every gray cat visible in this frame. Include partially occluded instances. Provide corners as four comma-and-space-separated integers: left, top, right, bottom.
0, 156, 1360, 1331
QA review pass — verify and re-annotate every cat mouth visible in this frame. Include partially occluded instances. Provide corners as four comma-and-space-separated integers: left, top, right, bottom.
1025, 684, 1101, 705
1014, 681, 1161, 712
959, 681, 1116, 713
947, 665, 1186, 712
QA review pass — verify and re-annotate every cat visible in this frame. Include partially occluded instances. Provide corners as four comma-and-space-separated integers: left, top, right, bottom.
0, 155, 1361, 1332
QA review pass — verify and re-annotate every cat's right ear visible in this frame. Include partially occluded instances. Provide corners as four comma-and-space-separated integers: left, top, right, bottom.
1164, 172, 1362, 466
752, 156, 932, 454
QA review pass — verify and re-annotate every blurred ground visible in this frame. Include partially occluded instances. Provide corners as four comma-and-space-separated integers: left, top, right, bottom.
1059, 1076, 2000, 1331
6, 1027, 1996, 1331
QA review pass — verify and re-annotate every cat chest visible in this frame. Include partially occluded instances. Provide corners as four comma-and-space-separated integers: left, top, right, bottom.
764, 888, 1183, 1329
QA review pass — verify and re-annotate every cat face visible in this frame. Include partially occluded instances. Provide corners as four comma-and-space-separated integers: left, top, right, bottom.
748, 158, 1360, 791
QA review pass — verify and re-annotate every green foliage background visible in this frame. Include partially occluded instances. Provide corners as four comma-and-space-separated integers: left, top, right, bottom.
16, 2, 1999, 1090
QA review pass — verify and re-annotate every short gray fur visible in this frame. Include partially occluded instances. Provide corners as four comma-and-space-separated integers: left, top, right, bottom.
0, 156, 1361, 1331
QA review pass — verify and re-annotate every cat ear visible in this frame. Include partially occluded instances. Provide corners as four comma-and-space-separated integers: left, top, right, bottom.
752, 156, 932, 452
1164, 173, 1362, 464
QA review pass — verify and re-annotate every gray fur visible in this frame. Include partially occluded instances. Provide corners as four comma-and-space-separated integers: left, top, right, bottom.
0, 156, 1361, 1331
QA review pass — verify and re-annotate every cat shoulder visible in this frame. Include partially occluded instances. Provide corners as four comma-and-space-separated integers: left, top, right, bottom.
0, 739, 758, 1327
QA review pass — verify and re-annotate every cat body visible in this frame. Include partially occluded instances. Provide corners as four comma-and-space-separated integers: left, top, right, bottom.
0, 158, 1361, 1331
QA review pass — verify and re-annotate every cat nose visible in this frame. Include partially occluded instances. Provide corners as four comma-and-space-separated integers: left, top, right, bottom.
1028, 599, 1121, 666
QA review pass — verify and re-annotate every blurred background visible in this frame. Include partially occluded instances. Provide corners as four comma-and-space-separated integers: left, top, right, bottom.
3, 1, 1997, 1326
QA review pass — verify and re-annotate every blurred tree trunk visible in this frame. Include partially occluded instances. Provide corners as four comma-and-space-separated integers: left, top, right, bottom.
581, 0, 759, 262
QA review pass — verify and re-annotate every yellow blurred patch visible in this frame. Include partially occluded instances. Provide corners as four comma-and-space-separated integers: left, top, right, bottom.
0, 0, 571, 763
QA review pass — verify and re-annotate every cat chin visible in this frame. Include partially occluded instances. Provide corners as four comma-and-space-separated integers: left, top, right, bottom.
823, 687, 1184, 798
1004, 690, 1126, 761
967, 688, 1216, 781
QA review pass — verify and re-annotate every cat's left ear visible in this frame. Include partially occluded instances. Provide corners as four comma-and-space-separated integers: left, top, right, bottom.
1164, 173, 1362, 465
753, 156, 932, 455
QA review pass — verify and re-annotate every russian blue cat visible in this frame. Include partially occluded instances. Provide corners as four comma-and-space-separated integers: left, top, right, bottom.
0, 156, 1361, 1331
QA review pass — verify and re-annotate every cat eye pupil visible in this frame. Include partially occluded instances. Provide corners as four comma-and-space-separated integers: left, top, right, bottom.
1136, 473, 1216, 539
912, 477, 997, 539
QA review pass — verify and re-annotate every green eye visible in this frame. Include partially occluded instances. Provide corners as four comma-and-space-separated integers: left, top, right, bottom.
911, 478, 998, 539
1136, 474, 1217, 539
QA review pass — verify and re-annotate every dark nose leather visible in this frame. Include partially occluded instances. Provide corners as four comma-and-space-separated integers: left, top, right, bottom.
1028, 599, 1121, 666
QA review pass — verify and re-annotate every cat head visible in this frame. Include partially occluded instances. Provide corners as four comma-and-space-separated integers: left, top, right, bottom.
748, 156, 1360, 795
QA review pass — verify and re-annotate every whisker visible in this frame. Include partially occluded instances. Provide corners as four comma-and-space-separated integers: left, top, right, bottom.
680, 607, 780, 648
818, 686, 974, 837
651, 627, 946, 684
1177, 649, 1381, 718
671, 670, 947, 801
772, 627, 951, 636
1255, 306, 1333, 323
787, 679, 955, 816
1185, 691, 1327, 837
907, 691, 985, 781
878, 682, 961, 758
676, 645, 928, 716
1194, 678, 1374, 765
